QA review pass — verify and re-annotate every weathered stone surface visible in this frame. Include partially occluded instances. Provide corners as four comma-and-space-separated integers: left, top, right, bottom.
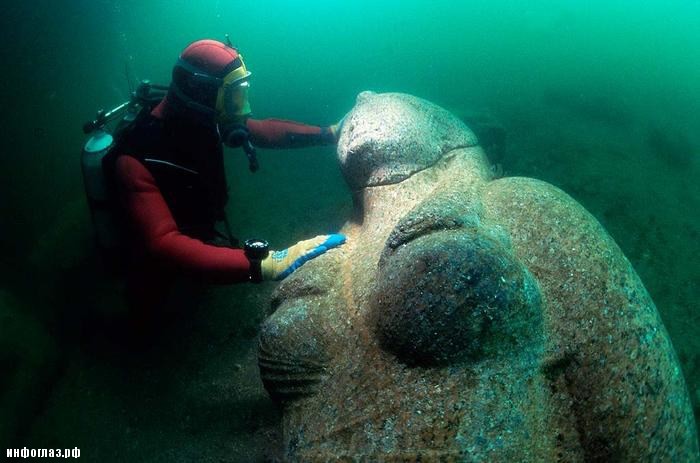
337, 91, 478, 190
258, 91, 699, 461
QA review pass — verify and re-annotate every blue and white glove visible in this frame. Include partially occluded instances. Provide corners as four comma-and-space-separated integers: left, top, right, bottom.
261, 234, 346, 281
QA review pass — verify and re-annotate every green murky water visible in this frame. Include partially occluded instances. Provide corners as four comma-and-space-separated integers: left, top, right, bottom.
1, 1, 698, 461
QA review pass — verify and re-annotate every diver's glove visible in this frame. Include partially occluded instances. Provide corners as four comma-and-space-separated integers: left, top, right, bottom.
261, 234, 346, 281
329, 114, 348, 142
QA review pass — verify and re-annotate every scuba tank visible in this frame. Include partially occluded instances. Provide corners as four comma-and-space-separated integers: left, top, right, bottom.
81, 81, 168, 256
81, 128, 118, 250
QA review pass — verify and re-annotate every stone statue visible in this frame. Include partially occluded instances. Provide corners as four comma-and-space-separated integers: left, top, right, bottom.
257, 91, 698, 461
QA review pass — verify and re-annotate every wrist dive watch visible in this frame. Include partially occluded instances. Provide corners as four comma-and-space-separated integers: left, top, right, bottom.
244, 238, 269, 283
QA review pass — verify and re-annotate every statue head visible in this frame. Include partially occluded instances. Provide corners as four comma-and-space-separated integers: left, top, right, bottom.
337, 91, 478, 190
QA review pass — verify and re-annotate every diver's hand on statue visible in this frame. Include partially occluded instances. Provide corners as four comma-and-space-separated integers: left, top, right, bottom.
261, 234, 346, 281
329, 113, 349, 142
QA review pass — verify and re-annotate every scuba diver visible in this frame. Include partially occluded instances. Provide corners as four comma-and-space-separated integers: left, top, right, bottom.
89, 39, 346, 331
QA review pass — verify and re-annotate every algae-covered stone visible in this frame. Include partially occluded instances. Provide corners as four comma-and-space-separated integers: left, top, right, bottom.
258, 92, 698, 461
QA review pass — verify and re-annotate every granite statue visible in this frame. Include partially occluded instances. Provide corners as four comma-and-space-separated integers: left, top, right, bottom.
257, 91, 698, 461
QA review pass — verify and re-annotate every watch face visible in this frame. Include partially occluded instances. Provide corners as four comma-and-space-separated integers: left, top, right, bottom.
244, 239, 269, 260
246, 239, 267, 249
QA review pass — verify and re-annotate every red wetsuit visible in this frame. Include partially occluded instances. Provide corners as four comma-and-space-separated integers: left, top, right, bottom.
113, 99, 335, 317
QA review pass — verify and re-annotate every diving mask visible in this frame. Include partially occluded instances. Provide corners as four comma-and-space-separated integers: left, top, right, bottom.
216, 72, 252, 121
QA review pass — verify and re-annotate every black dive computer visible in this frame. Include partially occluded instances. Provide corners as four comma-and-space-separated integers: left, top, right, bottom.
244, 238, 269, 283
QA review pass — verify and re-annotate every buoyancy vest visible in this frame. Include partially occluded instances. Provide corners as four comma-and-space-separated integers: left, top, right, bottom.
105, 112, 230, 242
